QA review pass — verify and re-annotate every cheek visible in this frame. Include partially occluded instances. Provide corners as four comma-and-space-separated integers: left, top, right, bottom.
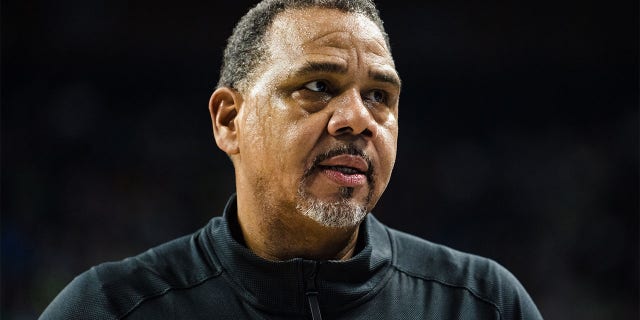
279, 118, 325, 169
376, 123, 399, 173
265, 114, 327, 175
274, 97, 328, 150
381, 112, 399, 143
240, 108, 270, 157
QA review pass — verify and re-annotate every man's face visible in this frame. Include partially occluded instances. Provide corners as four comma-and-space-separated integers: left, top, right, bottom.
234, 7, 400, 228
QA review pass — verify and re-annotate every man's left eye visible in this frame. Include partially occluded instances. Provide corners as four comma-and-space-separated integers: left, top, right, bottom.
303, 80, 329, 92
364, 90, 387, 103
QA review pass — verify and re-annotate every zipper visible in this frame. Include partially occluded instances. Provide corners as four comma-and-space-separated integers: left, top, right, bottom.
304, 262, 323, 320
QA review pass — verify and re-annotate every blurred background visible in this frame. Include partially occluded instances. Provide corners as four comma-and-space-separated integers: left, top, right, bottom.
1, 0, 637, 318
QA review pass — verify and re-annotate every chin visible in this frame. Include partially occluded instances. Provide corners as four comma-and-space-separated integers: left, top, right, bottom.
295, 185, 373, 228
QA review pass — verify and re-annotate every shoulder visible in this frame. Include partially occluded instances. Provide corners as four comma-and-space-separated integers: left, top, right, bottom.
40, 226, 221, 320
385, 226, 542, 319
388, 227, 502, 284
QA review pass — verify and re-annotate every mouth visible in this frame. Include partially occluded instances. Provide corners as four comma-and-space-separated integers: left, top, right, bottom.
318, 153, 368, 172
318, 166, 367, 187
318, 166, 363, 175
302, 145, 374, 188
299, 145, 377, 206
316, 153, 371, 187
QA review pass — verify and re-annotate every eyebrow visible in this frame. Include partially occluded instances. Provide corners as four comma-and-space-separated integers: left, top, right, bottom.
369, 69, 402, 89
293, 61, 348, 77
291, 61, 402, 89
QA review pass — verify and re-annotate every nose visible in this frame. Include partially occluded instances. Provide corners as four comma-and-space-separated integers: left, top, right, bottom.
327, 89, 378, 139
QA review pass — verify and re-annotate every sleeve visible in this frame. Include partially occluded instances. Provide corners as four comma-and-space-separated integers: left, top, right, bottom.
39, 267, 117, 320
487, 260, 544, 320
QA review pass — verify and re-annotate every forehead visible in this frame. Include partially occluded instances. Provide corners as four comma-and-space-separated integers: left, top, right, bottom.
264, 7, 393, 66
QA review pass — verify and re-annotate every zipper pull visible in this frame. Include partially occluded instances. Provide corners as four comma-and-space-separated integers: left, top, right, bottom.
306, 291, 322, 320
305, 263, 323, 320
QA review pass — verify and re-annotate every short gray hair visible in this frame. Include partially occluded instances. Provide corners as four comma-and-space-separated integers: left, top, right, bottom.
217, 0, 390, 90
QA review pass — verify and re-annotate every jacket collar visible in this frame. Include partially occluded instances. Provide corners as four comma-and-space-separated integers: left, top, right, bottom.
202, 194, 393, 316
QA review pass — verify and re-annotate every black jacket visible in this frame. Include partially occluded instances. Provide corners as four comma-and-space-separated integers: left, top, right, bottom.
40, 196, 543, 319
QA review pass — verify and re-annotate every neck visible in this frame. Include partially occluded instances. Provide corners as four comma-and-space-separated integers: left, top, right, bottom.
235, 192, 361, 261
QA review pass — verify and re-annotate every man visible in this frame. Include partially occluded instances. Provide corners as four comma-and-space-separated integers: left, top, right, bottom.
41, 0, 543, 319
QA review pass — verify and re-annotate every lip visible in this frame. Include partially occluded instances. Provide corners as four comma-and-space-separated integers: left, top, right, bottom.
316, 154, 369, 187
318, 155, 369, 173
320, 167, 367, 187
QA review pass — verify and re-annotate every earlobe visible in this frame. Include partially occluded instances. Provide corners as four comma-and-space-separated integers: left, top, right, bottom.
209, 87, 242, 155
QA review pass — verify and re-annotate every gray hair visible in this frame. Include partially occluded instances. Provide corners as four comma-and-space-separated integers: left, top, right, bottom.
217, 0, 390, 90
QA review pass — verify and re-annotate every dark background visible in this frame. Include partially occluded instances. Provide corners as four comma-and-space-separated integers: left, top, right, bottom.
2, 0, 638, 318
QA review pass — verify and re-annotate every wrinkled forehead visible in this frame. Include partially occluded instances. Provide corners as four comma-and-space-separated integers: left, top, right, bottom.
264, 7, 393, 63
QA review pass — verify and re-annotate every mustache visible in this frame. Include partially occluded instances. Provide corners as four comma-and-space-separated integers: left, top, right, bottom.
303, 144, 374, 182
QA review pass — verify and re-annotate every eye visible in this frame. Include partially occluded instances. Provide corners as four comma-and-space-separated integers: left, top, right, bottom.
364, 89, 387, 104
303, 80, 329, 92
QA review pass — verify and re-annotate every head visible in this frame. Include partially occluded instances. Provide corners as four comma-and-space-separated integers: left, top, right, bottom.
209, 0, 400, 229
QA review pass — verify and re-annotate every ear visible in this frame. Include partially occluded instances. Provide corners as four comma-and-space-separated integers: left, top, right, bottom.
209, 87, 242, 155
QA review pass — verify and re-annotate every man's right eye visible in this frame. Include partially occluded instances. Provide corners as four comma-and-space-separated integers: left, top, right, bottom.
303, 80, 329, 92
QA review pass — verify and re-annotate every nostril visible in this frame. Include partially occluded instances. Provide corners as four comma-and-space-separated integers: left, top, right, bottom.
334, 127, 352, 135
331, 126, 374, 137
